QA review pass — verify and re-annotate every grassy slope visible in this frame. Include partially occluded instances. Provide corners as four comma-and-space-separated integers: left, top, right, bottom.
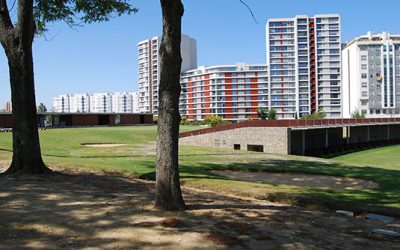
0, 126, 399, 210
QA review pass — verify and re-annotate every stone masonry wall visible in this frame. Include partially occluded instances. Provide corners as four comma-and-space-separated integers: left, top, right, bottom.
180, 127, 289, 155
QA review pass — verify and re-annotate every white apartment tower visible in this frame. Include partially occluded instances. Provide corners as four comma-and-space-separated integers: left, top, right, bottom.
138, 34, 197, 114
342, 32, 400, 118
266, 14, 341, 119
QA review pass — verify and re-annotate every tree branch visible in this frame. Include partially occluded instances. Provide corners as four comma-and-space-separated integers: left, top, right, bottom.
9, 0, 16, 12
239, 0, 259, 24
0, 0, 14, 33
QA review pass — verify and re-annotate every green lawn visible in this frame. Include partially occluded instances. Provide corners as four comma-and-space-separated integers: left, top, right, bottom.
0, 126, 399, 211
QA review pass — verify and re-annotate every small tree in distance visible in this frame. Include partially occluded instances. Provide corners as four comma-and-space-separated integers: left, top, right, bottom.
257, 108, 277, 120
352, 109, 366, 118
37, 103, 47, 113
268, 108, 278, 120
302, 108, 326, 120
257, 108, 268, 120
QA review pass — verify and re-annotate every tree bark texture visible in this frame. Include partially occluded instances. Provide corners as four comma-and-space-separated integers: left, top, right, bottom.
0, 0, 48, 174
155, 0, 185, 211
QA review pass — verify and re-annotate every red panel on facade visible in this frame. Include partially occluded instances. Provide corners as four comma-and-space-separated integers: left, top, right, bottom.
250, 78, 258, 83
225, 79, 232, 83
225, 73, 232, 78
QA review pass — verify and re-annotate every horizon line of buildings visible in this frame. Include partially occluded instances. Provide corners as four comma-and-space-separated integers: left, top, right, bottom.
48, 13, 400, 120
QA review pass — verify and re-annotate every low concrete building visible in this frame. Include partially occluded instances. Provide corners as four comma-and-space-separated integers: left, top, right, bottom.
0, 113, 153, 128
179, 118, 400, 156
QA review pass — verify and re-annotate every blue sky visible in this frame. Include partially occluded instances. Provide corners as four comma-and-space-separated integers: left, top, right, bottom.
1, 0, 400, 107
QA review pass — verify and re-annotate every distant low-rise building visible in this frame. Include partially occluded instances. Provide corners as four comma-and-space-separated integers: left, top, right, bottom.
52, 92, 139, 113
3, 101, 12, 112
342, 32, 400, 117
112, 92, 139, 113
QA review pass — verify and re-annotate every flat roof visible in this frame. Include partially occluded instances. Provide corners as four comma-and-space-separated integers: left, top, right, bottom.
179, 118, 400, 138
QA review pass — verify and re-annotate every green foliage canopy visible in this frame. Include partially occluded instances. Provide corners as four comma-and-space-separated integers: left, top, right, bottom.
33, 0, 138, 33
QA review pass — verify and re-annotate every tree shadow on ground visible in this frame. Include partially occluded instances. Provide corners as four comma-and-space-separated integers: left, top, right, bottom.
176, 159, 400, 217
0, 168, 398, 249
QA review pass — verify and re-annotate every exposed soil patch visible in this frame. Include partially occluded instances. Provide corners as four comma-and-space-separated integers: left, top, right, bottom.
212, 170, 378, 190
0, 162, 397, 249
81, 143, 128, 148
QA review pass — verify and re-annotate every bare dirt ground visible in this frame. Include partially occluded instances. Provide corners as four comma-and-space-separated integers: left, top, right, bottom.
212, 170, 379, 190
0, 161, 399, 249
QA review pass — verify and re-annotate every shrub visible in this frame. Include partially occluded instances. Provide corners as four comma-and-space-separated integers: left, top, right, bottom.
268, 108, 278, 120
301, 108, 326, 120
205, 114, 224, 127
257, 108, 268, 120
352, 109, 366, 118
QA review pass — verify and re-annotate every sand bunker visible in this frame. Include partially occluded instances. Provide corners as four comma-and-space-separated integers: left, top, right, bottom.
82, 143, 127, 148
212, 170, 378, 190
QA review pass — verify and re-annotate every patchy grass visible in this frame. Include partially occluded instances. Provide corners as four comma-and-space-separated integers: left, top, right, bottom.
0, 125, 399, 212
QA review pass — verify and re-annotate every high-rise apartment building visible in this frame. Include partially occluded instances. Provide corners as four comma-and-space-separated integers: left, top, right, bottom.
180, 63, 268, 121
266, 14, 341, 119
52, 92, 139, 113
138, 34, 197, 114
342, 32, 400, 118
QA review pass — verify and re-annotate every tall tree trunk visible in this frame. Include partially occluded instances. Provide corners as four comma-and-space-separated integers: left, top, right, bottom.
3, 45, 48, 174
155, 0, 185, 211
0, 0, 49, 174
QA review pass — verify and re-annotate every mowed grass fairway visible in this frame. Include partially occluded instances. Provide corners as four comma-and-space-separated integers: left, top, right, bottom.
0, 126, 399, 211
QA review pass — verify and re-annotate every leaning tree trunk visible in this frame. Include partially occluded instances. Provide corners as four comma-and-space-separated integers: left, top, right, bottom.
3, 43, 48, 174
155, 0, 185, 211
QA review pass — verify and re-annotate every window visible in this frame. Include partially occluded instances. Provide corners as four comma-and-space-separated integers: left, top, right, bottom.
361, 73, 367, 79
361, 55, 367, 61
247, 145, 264, 152
361, 64, 367, 70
